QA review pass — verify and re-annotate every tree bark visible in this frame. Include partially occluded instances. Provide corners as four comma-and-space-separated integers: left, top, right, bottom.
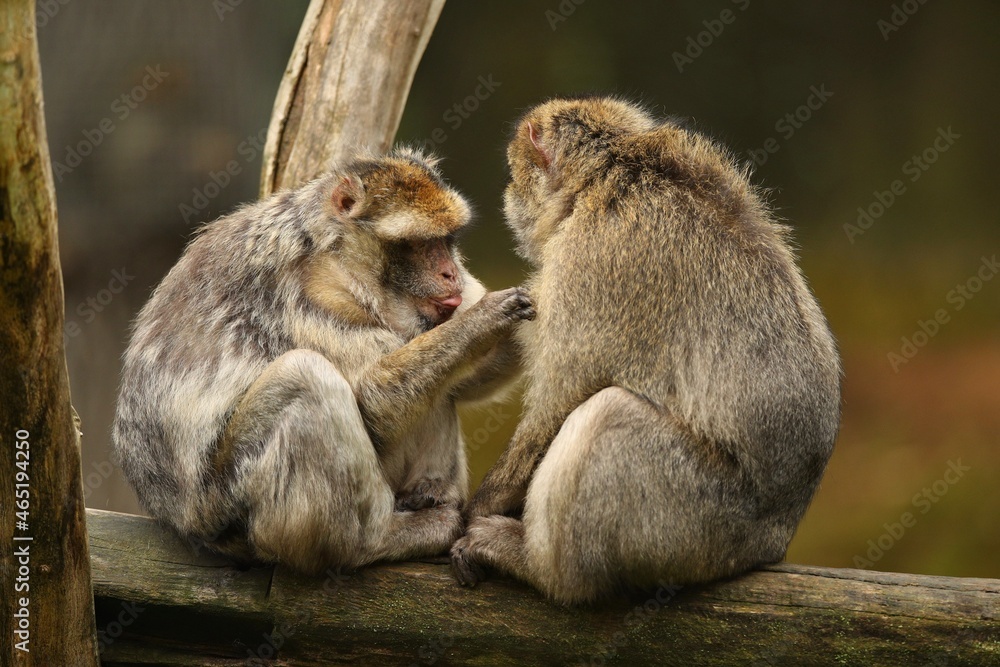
0, 1, 99, 665
260, 0, 447, 196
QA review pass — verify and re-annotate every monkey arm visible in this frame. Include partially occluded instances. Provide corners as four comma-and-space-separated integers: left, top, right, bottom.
464, 404, 570, 520
450, 336, 523, 403
354, 288, 532, 454
355, 320, 487, 452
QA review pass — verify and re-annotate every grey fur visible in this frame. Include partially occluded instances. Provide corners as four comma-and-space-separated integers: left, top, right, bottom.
113, 149, 532, 574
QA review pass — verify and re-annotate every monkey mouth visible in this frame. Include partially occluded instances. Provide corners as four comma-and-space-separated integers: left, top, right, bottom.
428, 294, 462, 322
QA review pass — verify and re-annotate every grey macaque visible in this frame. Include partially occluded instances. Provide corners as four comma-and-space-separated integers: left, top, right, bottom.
113, 149, 533, 574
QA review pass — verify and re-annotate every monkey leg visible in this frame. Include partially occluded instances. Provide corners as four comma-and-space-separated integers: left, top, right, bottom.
454, 387, 788, 604
394, 476, 461, 512
221, 349, 461, 574
451, 515, 531, 589
371, 504, 464, 563
390, 403, 468, 512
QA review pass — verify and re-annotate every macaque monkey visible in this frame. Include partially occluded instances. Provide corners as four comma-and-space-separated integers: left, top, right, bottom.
113, 149, 533, 574
451, 97, 841, 604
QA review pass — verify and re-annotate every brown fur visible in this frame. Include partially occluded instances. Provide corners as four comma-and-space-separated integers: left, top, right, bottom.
451, 97, 841, 604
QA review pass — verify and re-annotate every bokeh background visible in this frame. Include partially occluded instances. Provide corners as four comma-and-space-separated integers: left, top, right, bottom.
41, 1, 997, 578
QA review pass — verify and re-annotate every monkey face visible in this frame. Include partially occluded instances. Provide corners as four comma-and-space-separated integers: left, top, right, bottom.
383, 236, 465, 329
319, 148, 474, 331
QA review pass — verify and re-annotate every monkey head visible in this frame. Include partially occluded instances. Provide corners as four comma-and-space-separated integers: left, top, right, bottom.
318, 148, 472, 332
503, 96, 657, 265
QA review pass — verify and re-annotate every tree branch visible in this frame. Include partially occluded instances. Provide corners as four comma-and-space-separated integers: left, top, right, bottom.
260, 0, 447, 195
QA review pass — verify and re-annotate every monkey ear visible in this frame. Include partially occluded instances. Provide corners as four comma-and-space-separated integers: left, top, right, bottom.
332, 176, 364, 218
526, 121, 553, 170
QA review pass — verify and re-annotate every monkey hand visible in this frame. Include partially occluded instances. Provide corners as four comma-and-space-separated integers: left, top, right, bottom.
470, 287, 535, 328
454, 287, 534, 358
450, 516, 506, 587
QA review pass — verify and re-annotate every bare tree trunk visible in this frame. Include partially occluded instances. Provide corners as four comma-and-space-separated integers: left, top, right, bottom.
261, 0, 447, 195
0, 1, 99, 664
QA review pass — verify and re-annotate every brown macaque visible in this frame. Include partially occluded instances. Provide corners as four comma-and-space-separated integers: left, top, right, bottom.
451, 97, 841, 604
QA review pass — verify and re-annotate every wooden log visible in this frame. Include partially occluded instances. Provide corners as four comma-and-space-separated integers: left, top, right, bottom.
0, 1, 99, 664
259, 0, 447, 196
88, 509, 1000, 666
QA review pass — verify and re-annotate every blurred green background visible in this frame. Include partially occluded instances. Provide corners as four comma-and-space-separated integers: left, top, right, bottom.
43, 1, 997, 578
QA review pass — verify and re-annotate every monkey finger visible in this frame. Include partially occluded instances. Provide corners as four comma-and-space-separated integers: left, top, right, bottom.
515, 292, 535, 314
511, 289, 533, 306
499, 296, 535, 322
515, 306, 536, 321
394, 493, 437, 512
450, 542, 486, 587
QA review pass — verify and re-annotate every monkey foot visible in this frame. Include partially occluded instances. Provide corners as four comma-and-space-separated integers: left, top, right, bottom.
395, 478, 452, 511
394, 492, 440, 512
450, 536, 488, 587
